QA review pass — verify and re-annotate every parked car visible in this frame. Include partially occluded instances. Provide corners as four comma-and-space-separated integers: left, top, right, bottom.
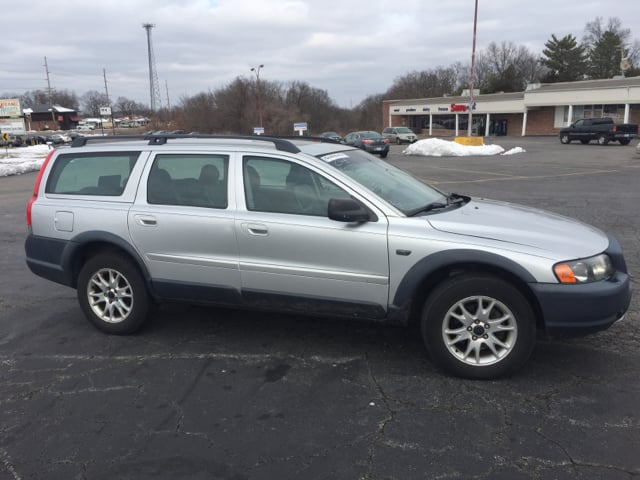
25, 134, 631, 379
24, 135, 48, 145
342, 131, 390, 157
559, 117, 638, 145
0, 134, 24, 147
382, 126, 417, 144
48, 133, 72, 145
320, 131, 342, 142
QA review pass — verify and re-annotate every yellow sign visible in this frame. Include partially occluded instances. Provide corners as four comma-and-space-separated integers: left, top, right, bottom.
454, 136, 484, 146
2, 133, 9, 142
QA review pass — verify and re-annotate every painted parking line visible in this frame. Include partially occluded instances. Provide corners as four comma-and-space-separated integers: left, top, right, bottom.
431, 168, 621, 185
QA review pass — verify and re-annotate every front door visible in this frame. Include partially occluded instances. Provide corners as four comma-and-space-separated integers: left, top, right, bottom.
234, 155, 390, 318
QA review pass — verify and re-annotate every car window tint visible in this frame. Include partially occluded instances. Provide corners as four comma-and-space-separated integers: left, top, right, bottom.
45, 152, 140, 196
147, 154, 229, 208
243, 156, 351, 216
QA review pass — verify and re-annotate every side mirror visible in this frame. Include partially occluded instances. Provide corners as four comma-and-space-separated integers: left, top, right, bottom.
328, 198, 371, 223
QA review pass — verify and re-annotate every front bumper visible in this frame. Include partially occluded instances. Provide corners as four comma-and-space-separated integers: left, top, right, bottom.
531, 271, 631, 336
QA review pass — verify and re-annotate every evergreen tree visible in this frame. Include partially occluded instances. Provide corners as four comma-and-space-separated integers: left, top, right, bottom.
588, 30, 625, 79
540, 34, 587, 82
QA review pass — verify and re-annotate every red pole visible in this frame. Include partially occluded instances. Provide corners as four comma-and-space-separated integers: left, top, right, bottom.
468, 0, 478, 137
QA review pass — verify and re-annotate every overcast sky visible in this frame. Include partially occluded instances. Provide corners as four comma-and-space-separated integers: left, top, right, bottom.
2, 0, 640, 109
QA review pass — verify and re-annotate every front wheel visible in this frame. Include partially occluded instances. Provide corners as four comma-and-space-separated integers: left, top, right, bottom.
619, 138, 630, 146
396, 138, 401, 145
77, 252, 150, 334
560, 134, 570, 144
421, 274, 536, 379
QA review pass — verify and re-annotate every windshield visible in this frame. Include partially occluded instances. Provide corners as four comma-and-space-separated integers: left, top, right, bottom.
318, 149, 446, 214
396, 127, 413, 133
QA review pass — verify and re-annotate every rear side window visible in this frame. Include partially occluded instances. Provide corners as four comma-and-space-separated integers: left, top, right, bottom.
147, 154, 229, 208
45, 151, 140, 196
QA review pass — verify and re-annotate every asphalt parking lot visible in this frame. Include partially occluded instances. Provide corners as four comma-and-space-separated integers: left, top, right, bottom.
0, 136, 638, 479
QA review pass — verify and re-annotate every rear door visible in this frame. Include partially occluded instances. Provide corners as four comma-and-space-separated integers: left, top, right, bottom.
128, 152, 241, 304
234, 154, 390, 318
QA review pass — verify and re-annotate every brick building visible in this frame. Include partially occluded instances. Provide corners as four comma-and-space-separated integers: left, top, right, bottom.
23, 104, 80, 131
382, 76, 640, 137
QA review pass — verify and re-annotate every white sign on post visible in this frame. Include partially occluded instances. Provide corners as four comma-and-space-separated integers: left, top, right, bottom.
99, 106, 112, 116
293, 122, 308, 136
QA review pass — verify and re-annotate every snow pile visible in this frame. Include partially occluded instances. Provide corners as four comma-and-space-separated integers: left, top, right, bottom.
0, 145, 51, 177
403, 138, 525, 157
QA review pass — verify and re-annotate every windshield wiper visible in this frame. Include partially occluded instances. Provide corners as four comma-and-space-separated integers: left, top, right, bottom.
407, 201, 448, 216
407, 193, 470, 217
447, 192, 470, 205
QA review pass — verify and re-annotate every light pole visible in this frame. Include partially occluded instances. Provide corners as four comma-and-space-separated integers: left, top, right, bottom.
250, 64, 264, 128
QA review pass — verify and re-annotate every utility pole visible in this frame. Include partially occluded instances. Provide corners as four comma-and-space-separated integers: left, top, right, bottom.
103, 69, 116, 134
44, 56, 55, 127
165, 80, 171, 111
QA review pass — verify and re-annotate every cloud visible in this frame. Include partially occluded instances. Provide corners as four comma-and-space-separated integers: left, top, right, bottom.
1, 0, 639, 109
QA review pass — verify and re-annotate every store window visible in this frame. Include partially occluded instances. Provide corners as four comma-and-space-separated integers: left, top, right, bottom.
562, 104, 625, 124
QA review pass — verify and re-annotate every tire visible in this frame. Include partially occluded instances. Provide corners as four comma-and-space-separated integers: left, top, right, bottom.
619, 139, 630, 146
560, 134, 570, 144
580, 139, 589, 144
396, 138, 401, 145
421, 274, 536, 379
379, 151, 388, 158
597, 135, 609, 145
77, 252, 150, 334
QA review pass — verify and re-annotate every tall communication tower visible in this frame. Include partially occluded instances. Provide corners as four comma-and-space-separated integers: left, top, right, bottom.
142, 23, 162, 111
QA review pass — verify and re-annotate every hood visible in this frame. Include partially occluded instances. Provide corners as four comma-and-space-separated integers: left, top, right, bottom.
427, 198, 609, 259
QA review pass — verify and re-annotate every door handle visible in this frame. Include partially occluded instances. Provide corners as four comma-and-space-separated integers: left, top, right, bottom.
245, 223, 269, 236
135, 215, 157, 226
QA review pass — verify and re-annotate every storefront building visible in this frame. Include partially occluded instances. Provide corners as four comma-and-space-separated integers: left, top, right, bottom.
382, 76, 640, 137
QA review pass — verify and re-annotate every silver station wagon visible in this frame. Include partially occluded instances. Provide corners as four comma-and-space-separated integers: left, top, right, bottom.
25, 135, 632, 379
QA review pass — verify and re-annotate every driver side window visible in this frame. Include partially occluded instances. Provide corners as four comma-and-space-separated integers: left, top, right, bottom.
243, 156, 350, 216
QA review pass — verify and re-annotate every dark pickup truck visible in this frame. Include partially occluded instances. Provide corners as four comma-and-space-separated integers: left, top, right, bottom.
559, 117, 638, 145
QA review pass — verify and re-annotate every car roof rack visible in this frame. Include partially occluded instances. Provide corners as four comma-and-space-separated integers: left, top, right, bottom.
70, 134, 302, 153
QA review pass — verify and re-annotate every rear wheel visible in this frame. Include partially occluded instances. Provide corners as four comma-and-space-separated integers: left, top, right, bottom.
379, 151, 388, 158
421, 274, 536, 379
560, 134, 570, 144
396, 138, 401, 145
77, 252, 150, 334
597, 135, 609, 145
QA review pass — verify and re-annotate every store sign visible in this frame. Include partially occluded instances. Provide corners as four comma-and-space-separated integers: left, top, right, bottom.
450, 102, 477, 112
0, 98, 21, 117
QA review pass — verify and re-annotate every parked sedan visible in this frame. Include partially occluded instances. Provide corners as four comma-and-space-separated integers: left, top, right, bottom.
320, 131, 342, 142
342, 131, 390, 158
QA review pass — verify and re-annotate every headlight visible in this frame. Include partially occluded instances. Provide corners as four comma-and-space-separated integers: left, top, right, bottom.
553, 254, 613, 284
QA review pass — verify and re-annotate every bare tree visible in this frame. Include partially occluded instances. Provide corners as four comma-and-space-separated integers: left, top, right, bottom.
475, 41, 542, 93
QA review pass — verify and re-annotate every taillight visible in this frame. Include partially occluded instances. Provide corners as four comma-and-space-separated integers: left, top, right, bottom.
612, 125, 617, 132
26, 149, 55, 227
362, 139, 373, 145
383, 138, 390, 144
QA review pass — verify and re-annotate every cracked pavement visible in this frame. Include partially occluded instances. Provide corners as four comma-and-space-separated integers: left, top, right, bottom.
1, 137, 639, 479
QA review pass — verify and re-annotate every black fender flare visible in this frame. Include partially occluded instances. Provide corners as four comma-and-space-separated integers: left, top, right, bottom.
389, 249, 537, 323
62, 231, 152, 290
